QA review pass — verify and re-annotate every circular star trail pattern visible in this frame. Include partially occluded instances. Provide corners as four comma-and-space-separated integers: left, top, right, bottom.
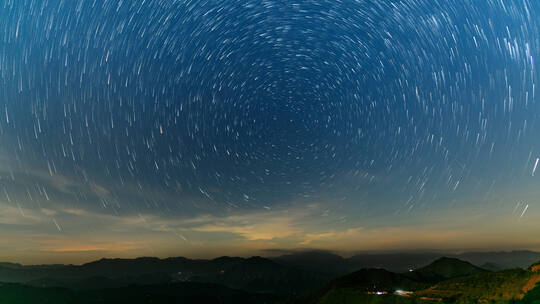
0, 0, 539, 217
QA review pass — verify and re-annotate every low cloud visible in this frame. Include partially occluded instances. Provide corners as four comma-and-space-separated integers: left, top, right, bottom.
1, 191, 539, 264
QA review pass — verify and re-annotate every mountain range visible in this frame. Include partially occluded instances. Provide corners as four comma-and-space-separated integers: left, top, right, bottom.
272, 250, 540, 274
0, 251, 539, 303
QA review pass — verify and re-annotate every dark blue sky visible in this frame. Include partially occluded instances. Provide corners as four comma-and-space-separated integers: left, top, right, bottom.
0, 0, 539, 263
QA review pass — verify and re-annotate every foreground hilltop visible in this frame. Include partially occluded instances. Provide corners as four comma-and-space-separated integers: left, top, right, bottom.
405, 257, 488, 283
300, 258, 540, 304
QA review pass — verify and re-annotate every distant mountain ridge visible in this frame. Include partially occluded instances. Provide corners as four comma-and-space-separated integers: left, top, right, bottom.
2, 250, 538, 286
272, 251, 350, 276
270, 250, 540, 275
0, 255, 331, 296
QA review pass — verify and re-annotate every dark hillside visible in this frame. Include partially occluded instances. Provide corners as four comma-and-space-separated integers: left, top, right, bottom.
406, 257, 488, 283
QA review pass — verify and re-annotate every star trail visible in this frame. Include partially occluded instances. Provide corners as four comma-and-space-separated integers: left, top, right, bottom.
0, 0, 539, 264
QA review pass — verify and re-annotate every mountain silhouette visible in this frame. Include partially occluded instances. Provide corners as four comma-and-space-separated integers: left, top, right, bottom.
272, 251, 349, 275
0, 255, 330, 297
406, 257, 488, 283
1, 255, 540, 303
271, 250, 540, 274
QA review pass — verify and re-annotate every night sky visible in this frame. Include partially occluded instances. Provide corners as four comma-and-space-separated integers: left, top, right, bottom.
1, 0, 539, 264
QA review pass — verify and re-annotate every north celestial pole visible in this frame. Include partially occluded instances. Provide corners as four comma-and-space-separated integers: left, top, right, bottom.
0, 0, 539, 264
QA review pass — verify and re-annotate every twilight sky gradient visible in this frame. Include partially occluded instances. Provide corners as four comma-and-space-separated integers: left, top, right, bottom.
1, 0, 540, 264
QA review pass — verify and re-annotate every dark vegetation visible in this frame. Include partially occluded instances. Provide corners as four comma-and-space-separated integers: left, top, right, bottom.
521, 283, 540, 304
0, 281, 278, 304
